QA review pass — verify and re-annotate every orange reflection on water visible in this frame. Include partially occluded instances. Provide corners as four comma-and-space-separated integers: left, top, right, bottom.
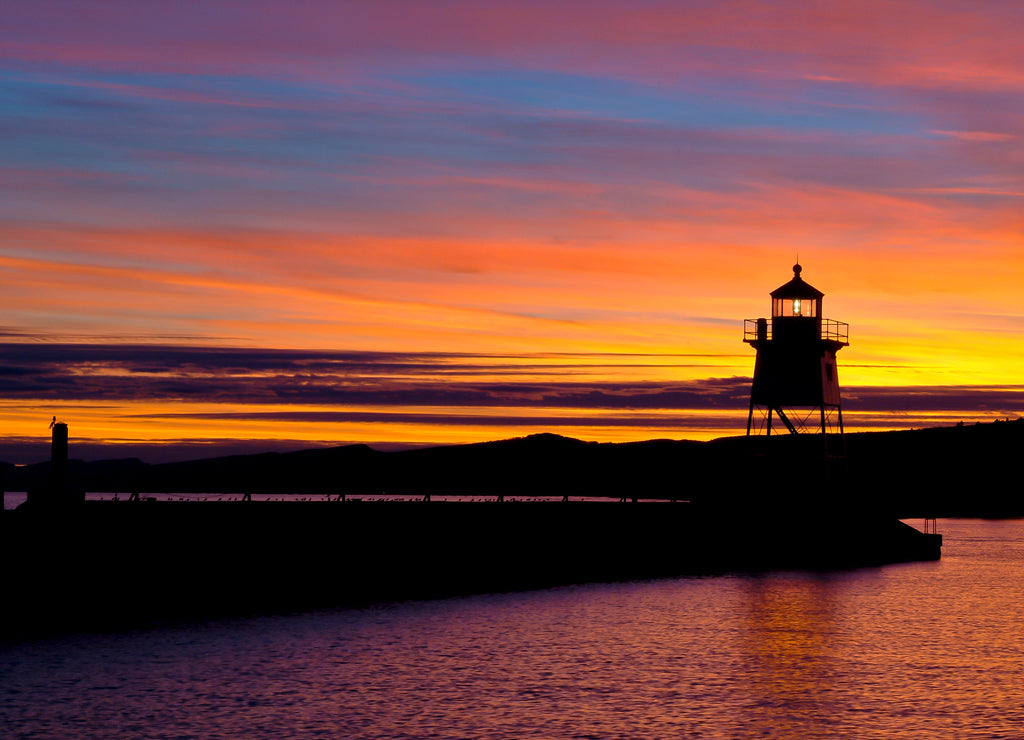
737, 576, 842, 737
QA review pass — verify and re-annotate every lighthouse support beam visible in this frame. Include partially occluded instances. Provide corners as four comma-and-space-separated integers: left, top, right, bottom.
772, 406, 798, 435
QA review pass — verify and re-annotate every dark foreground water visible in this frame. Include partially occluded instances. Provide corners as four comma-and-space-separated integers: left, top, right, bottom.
2, 519, 1023, 739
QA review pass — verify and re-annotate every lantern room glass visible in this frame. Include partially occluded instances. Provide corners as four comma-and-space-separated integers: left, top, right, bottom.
773, 297, 817, 318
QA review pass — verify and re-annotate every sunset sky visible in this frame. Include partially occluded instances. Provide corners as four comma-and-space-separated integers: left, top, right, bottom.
3, 1, 1023, 462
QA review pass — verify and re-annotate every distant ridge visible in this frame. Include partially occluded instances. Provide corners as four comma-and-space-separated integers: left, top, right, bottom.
5, 421, 1024, 517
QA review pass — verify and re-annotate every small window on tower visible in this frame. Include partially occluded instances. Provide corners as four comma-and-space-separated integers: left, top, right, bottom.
825, 363, 834, 381
793, 299, 802, 316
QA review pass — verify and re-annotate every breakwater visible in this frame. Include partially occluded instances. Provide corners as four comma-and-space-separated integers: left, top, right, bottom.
2, 498, 939, 637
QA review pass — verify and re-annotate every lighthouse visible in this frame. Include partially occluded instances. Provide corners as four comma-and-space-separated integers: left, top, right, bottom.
743, 264, 849, 454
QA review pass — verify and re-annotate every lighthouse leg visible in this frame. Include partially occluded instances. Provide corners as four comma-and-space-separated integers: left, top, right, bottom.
837, 404, 847, 459
820, 404, 828, 453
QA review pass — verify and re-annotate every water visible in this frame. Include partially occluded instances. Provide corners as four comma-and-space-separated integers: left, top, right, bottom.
2, 519, 1023, 739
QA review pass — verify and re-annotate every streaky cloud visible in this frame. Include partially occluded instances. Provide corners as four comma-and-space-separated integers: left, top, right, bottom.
3, 343, 1023, 417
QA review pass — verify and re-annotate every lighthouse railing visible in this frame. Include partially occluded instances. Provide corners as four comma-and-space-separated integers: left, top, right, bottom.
743, 318, 771, 342
822, 319, 849, 344
744, 317, 848, 344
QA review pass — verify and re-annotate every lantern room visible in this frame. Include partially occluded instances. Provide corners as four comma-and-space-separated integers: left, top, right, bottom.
771, 264, 821, 317
769, 264, 824, 342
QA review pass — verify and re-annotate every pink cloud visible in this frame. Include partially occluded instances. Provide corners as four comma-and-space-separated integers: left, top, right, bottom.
930, 130, 1016, 142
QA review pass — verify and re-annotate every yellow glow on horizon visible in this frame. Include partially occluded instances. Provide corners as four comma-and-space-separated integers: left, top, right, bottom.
0, 398, 748, 453
4, 392, 1020, 465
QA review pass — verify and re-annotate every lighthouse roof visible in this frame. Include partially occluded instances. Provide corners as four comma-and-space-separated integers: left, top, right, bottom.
769, 263, 824, 300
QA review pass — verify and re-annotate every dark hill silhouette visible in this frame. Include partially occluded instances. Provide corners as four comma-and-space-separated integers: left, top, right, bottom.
4, 420, 1022, 516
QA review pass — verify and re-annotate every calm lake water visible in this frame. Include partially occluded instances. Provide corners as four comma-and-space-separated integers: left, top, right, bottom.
2, 518, 1023, 739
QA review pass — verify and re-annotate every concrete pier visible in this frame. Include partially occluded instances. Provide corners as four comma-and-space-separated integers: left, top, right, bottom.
1, 498, 940, 637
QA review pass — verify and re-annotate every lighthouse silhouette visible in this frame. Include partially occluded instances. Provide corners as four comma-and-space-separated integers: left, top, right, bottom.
743, 263, 849, 455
